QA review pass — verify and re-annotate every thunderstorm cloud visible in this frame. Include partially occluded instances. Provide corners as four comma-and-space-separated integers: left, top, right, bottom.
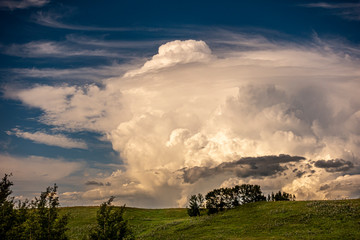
4, 37, 360, 207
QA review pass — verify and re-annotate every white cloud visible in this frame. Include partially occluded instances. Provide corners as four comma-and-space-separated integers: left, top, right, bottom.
6, 84, 128, 132
125, 40, 213, 77
7, 128, 88, 149
0, 0, 49, 10
5, 37, 360, 207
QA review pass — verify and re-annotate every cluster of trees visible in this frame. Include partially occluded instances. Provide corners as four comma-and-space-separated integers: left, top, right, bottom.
0, 174, 68, 240
0, 174, 133, 240
267, 191, 296, 201
187, 184, 295, 216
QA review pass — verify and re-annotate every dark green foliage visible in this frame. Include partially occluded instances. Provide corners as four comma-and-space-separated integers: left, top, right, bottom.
89, 197, 134, 240
24, 184, 69, 240
205, 184, 266, 214
0, 174, 68, 240
187, 194, 204, 217
268, 191, 295, 201
0, 173, 16, 239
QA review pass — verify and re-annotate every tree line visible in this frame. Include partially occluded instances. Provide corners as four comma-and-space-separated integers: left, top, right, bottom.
187, 184, 295, 216
0, 174, 133, 240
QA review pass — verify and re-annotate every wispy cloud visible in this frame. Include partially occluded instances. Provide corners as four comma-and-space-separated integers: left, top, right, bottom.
65, 34, 165, 48
2, 41, 123, 58
0, 0, 49, 10
302, 2, 360, 21
7, 128, 88, 149
9, 64, 130, 82
33, 11, 159, 32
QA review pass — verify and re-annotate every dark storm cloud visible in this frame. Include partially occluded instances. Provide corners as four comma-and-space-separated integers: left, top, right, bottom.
314, 159, 354, 172
85, 181, 111, 186
183, 154, 306, 183
319, 184, 330, 191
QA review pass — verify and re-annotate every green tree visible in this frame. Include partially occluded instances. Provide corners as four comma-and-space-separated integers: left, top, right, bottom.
89, 197, 134, 240
0, 173, 16, 239
205, 184, 266, 215
24, 184, 69, 240
187, 195, 201, 217
0, 174, 69, 240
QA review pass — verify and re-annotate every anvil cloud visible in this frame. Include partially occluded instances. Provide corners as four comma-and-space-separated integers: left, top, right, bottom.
5, 37, 360, 207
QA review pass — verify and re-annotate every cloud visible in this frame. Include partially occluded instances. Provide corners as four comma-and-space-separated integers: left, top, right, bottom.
85, 181, 111, 186
319, 175, 360, 199
33, 11, 158, 32
0, 0, 49, 10
301, 2, 360, 21
9, 64, 129, 83
183, 155, 306, 183
65, 34, 166, 49
5, 37, 360, 206
314, 159, 354, 172
125, 40, 213, 77
6, 84, 128, 132
7, 128, 88, 149
0, 154, 83, 181
2, 41, 123, 58
0, 154, 84, 199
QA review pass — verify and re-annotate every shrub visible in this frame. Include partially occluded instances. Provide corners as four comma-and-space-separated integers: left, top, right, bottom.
89, 197, 134, 240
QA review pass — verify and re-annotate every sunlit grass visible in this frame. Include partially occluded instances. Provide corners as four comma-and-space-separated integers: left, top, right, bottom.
61, 199, 360, 239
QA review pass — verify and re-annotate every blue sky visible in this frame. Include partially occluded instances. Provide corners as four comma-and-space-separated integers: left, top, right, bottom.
1, 0, 360, 207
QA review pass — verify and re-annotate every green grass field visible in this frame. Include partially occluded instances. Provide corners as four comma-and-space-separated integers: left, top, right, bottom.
60, 199, 360, 240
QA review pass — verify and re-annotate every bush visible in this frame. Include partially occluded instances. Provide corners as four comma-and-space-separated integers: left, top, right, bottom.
89, 197, 134, 240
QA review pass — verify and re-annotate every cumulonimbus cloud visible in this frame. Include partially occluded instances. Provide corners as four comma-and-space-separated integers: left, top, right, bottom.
4, 36, 360, 207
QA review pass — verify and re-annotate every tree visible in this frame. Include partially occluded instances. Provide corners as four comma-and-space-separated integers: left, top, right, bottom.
235, 184, 266, 204
268, 191, 295, 201
89, 197, 134, 240
25, 184, 69, 240
0, 173, 16, 239
0, 174, 69, 240
204, 184, 266, 215
187, 195, 200, 217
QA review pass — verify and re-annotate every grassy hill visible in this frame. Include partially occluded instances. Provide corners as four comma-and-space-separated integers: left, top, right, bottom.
60, 199, 360, 239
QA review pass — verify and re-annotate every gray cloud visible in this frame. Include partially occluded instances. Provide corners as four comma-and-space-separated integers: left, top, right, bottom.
319, 184, 330, 191
314, 159, 354, 172
183, 154, 306, 183
85, 181, 111, 186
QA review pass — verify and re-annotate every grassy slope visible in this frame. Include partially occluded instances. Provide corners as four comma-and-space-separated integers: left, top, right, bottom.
61, 199, 360, 240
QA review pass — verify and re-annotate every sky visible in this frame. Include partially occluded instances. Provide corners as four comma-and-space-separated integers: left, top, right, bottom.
0, 0, 360, 208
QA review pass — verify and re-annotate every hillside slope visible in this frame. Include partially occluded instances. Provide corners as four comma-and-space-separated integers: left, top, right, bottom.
61, 199, 360, 239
